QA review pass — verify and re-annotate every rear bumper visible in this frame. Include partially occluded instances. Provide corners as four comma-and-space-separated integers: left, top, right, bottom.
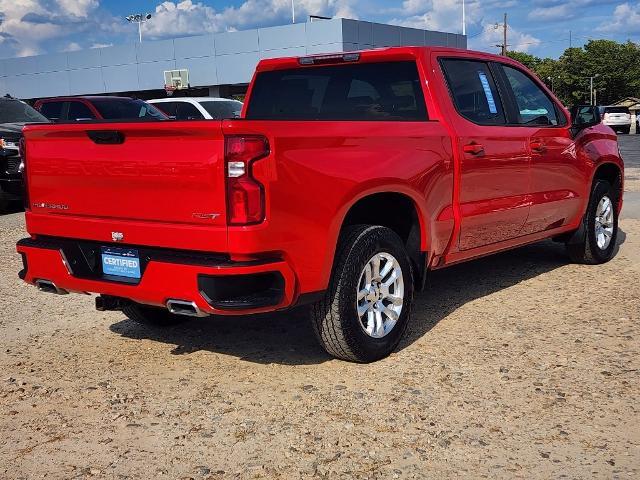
16, 236, 297, 315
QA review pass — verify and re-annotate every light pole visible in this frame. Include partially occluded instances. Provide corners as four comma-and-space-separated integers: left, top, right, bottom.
588, 74, 600, 106
125, 13, 152, 43
291, 0, 295, 23
547, 76, 554, 92
462, 0, 466, 36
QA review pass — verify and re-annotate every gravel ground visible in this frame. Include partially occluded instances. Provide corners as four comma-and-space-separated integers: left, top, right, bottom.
1, 147, 639, 479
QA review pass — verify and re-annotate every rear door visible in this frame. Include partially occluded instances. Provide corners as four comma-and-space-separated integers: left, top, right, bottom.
440, 57, 530, 250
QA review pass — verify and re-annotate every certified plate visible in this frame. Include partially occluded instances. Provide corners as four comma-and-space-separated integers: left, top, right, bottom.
101, 247, 141, 279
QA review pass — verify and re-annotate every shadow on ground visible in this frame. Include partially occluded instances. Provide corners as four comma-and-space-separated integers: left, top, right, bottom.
110, 233, 626, 366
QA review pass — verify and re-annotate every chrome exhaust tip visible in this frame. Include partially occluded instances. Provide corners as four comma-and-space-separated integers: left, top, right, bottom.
35, 279, 69, 295
166, 299, 207, 317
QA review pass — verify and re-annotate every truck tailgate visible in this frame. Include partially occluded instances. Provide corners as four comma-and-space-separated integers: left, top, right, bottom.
24, 121, 227, 227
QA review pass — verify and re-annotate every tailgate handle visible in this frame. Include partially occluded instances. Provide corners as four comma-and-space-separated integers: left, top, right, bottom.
86, 130, 125, 145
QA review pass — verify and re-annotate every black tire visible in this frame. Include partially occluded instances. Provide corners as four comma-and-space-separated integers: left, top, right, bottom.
567, 180, 618, 264
310, 225, 414, 363
622, 126, 631, 135
122, 303, 188, 327
0, 196, 9, 214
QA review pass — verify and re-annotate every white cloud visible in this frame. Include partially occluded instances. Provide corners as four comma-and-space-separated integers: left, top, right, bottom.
389, 0, 482, 33
143, 0, 357, 39
63, 42, 82, 52
0, 0, 119, 57
91, 42, 114, 49
598, 2, 640, 33
470, 22, 541, 53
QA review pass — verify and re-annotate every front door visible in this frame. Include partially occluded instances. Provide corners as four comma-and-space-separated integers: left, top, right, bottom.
440, 58, 531, 251
496, 64, 584, 234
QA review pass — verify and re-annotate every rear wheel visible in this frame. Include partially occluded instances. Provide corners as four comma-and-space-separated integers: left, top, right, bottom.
567, 180, 618, 264
310, 225, 414, 363
622, 126, 631, 134
122, 303, 188, 327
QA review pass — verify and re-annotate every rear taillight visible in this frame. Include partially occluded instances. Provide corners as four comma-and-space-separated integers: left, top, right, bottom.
19, 137, 29, 211
225, 135, 269, 225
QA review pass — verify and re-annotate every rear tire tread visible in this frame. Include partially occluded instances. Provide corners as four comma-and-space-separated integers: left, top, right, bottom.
311, 225, 413, 363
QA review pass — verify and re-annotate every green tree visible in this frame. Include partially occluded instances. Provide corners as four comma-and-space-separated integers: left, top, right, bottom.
507, 40, 640, 107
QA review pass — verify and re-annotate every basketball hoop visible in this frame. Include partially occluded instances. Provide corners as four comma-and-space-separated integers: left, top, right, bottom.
163, 69, 189, 97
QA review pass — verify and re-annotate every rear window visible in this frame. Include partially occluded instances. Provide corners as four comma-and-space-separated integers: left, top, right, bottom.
38, 101, 64, 121
246, 61, 427, 121
200, 100, 243, 119
604, 107, 630, 114
91, 98, 167, 120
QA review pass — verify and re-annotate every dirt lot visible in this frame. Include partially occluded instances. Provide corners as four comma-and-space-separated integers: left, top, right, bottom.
1, 144, 639, 478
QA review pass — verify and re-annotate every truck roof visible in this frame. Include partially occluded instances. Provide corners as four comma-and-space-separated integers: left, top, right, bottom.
255, 46, 521, 73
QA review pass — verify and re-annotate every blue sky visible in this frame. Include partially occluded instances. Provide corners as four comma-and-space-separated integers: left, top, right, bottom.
0, 0, 638, 59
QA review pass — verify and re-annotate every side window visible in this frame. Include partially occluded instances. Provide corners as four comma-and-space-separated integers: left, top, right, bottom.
39, 101, 64, 121
501, 65, 559, 126
68, 102, 96, 121
176, 102, 204, 120
441, 59, 505, 125
153, 102, 178, 118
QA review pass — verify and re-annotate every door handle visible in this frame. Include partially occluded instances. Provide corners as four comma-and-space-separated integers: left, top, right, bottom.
463, 143, 484, 155
530, 141, 546, 153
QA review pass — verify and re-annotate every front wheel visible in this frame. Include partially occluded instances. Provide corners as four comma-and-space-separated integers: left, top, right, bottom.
567, 180, 619, 264
310, 225, 414, 363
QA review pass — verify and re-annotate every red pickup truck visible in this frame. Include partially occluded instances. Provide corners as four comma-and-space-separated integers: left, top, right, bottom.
17, 47, 623, 362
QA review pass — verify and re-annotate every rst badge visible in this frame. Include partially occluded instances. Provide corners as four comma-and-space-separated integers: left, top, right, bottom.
111, 232, 124, 242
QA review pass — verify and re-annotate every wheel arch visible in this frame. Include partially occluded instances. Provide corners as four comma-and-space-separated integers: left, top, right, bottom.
591, 161, 623, 210
331, 188, 430, 290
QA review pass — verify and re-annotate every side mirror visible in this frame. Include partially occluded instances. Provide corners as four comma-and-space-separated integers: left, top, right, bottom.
570, 105, 601, 131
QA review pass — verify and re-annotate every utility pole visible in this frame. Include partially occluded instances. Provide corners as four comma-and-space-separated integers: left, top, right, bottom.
569, 30, 572, 48
502, 13, 508, 55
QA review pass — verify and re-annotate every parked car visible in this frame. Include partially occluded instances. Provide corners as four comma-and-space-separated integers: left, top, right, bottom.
148, 97, 243, 120
598, 105, 632, 134
0, 96, 49, 212
17, 47, 623, 363
34, 96, 167, 121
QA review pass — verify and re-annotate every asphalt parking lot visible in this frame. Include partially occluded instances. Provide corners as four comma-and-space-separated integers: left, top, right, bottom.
1, 135, 639, 479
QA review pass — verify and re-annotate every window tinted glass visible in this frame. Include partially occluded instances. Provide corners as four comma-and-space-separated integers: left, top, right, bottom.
176, 102, 204, 120
38, 101, 64, 121
0, 99, 48, 123
152, 101, 178, 118
68, 102, 95, 120
91, 98, 166, 120
604, 106, 630, 114
502, 65, 559, 126
200, 100, 243, 119
441, 59, 505, 125
246, 61, 427, 121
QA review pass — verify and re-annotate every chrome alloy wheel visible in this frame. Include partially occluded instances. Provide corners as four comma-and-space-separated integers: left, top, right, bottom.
595, 195, 614, 250
356, 252, 404, 339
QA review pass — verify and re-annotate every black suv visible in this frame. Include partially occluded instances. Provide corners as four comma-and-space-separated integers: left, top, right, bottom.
0, 97, 49, 212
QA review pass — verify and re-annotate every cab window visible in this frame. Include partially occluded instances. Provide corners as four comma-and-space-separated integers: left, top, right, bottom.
68, 102, 96, 121
39, 101, 65, 121
501, 65, 561, 126
440, 59, 506, 125
176, 102, 204, 120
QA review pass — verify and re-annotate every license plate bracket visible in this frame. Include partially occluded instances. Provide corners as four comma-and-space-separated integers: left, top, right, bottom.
101, 247, 141, 279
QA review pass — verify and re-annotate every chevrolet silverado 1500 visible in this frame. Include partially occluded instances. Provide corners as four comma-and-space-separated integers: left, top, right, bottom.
17, 47, 624, 362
